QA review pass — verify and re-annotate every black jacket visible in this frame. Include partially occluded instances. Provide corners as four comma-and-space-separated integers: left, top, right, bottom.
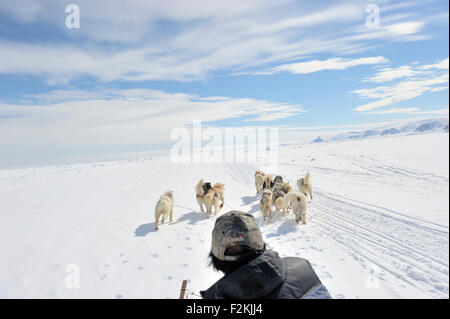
201, 250, 331, 299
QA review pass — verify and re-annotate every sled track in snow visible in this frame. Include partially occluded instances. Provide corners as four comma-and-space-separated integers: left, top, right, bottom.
360, 156, 448, 185
324, 152, 448, 187
351, 161, 448, 187
279, 152, 448, 188
224, 163, 256, 192
310, 190, 449, 298
221, 162, 449, 297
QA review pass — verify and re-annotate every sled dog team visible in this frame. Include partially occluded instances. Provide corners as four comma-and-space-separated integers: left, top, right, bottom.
154, 171, 312, 230
256, 171, 312, 225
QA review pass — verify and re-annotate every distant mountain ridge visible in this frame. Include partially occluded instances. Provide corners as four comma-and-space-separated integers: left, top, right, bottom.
311, 117, 449, 143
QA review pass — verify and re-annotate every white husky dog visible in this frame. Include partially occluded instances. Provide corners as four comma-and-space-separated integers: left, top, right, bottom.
154, 190, 174, 230
285, 192, 308, 224
255, 170, 266, 194
297, 171, 312, 200
260, 189, 273, 223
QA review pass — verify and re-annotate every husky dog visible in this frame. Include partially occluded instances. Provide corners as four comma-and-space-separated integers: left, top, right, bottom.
197, 179, 225, 216
297, 172, 312, 199
270, 175, 284, 189
203, 188, 219, 216
262, 174, 273, 191
212, 183, 225, 209
204, 182, 225, 216
279, 182, 295, 209
255, 170, 266, 194
196, 178, 211, 212
272, 182, 288, 213
260, 189, 273, 223
285, 192, 308, 224
154, 190, 174, 230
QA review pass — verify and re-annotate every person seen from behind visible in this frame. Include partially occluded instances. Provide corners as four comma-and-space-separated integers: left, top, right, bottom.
201, 210, 332, 299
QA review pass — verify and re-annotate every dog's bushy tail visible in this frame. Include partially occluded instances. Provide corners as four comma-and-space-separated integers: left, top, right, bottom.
195, 178, 204, 196
304, 171, 311, 185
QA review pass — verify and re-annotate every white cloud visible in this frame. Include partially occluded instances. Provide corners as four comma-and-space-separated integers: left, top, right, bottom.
385, 21, 425, 35
0, 0, 441, 83
419, 58, 449, 70
429, 86, 449, 92
365, 107, 449, 115
353, 74, 449, 111
270, 56, 388, 74
365, 65, 420, 82
352, 58, 449, 112
0, 89, 305, 154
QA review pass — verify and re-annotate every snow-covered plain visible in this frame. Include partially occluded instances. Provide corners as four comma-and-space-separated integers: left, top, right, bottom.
0, 131, 448, 299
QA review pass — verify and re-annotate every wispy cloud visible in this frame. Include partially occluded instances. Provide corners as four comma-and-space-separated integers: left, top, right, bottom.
385, 21, 425, 35
0, 89, 305, 153
0, 0, 444, 84
352, 57, 449, 112
264, 56, 388, 75
364, 65, 420, 82
365, 107, 449, 115
419, 58, 449, 70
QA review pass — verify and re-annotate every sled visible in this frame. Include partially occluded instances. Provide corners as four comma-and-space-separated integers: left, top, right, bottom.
179, 279, 202, 299
179, 279, 188, 299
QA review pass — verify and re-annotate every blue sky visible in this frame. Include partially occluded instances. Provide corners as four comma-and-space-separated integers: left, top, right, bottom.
0, 0, 448, 161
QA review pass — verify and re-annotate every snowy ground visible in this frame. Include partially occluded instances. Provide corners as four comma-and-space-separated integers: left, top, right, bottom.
0, 132, 448, 299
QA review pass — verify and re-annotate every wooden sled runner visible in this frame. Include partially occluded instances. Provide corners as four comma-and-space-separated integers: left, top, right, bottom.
179, 279, 202, 299
179, 279, 188, 299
